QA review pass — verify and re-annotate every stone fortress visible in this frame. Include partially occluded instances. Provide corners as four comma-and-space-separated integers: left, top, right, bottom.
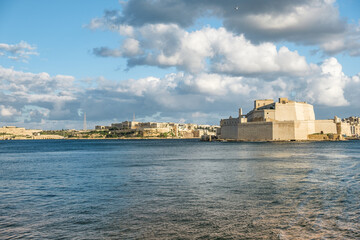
218, 98, 359, 141
0, 126, 41, 140
0, 126, 65, 140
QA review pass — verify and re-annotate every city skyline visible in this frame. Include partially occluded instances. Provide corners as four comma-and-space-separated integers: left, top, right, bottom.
1, 0, 360, 130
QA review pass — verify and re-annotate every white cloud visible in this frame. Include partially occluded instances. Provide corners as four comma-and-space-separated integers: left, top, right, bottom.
89, 0, 360, 56
0, 65, 79, 124
86, 18, 106, 30
93, 25, 313, 77
84, 11, 135, 37
306, 58, 349, 106
86, 16, 357, 110
320, 24, 360, 56
182, 73, 254, 96
344, 73, 360, 106
228, 0, 344, 43
0, 66, 75, 94
0, 105, 20, 117
191, 112, 209, 118
122, 38, 141, 56
93, 47, 122, 57
0, 41, 38, 62
0, 56, 358, 128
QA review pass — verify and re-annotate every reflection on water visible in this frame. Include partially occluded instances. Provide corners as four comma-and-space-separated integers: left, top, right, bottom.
0, 140, 359, 239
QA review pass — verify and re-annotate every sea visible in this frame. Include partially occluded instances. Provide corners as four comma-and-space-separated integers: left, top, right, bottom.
0, 139, 359, 239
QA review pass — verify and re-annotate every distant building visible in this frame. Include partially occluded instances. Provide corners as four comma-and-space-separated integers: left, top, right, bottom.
95, 125, 109, 130
343, 116, 360, 137
0, 126, 42, 139
96, 120, 219, 138
219, 98, 352, 141
111, 121, 139, 130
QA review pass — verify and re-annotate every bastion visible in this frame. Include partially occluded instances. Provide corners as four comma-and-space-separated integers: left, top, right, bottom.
218, 98, 351, 141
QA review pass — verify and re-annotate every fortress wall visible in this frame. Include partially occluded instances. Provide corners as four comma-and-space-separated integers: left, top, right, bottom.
247, 110, 265, 122
220, 125, 239, 140
0, 127, 41, 136
264, 109, 275, 121
0, 127, 25, 134
315, 120, 337, 134
274, 103, 315, 121
294, 121, 316, 140
274, 103, 297, 121
272, 121, 295, 140
294, 103, 315, 121
219, 98, 349, 141
34, 135, 64, 139
238, 122, 273, 141
254, 99, 274, 109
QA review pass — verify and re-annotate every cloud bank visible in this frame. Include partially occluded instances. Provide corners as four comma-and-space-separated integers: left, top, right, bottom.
93, 24, 313, 76
87, 0, 360, 56
2, 1, 359, 129
1, 56, 359, 128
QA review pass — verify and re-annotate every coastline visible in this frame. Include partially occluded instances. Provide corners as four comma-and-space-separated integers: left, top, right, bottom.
1, 137, 202, 140
2, 137, 358, 142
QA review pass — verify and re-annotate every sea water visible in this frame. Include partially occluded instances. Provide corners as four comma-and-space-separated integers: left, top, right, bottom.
0, 139, 359, 239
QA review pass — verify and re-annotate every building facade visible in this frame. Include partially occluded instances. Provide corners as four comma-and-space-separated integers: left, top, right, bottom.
219, 98, 353, 141
96, 120, 219, 138
0, 126, 42, 139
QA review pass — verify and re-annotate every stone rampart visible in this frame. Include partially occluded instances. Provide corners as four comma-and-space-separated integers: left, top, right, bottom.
238, 122, 273, 141
314, 120, 337, 134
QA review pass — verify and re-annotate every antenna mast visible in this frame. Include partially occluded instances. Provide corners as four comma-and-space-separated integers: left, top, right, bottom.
83, 112, 87, 130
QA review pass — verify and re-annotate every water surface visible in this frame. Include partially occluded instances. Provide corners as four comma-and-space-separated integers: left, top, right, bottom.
0, 139, 359, 239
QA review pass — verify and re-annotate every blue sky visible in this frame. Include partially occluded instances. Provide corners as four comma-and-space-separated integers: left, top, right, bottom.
0, 0, 177, 81
0, 0, 360, 129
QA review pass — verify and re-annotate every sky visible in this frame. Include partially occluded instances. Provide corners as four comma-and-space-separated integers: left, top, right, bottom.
0, 0, 360, 130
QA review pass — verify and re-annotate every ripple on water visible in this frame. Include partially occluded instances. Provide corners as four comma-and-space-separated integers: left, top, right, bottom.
0, 140, 359, 239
